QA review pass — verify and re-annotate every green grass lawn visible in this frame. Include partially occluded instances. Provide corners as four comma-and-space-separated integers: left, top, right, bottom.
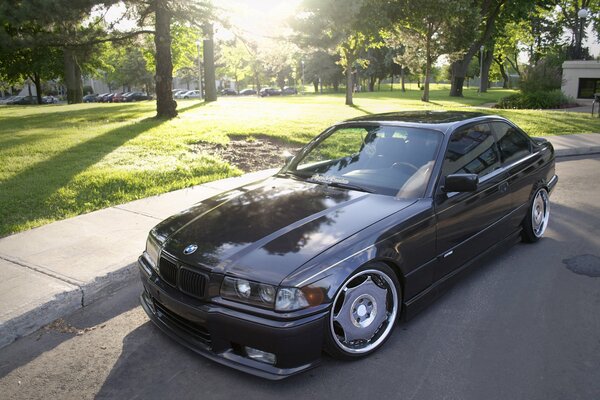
1, 86, 598, 236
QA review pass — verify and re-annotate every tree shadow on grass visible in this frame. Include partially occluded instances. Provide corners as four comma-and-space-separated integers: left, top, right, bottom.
349, 104, 374, 115
0, 104, 149, 130
0, 116, 168, 236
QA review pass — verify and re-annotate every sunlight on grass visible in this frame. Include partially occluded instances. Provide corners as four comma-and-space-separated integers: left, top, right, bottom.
1, 86, 598, 236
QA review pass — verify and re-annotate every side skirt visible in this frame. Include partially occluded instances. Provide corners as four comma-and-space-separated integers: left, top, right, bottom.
401, 229, 522, 321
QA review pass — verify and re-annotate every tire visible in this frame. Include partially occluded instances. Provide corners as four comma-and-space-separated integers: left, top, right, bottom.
522, 187, 550, 243
325, 263, 401, 360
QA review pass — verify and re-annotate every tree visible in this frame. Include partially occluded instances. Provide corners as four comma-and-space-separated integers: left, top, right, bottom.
386, 0, 472, 102
0, 38, 63, 104
361, 44, 389, 92
292, 0, 379, 105
447, 0, 540, 97
555, 0, 600, 60
303, 51, 343, 92
218, 39, 251, 90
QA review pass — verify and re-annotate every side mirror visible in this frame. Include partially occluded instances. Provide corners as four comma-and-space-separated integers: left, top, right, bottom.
444, 173, 478, 192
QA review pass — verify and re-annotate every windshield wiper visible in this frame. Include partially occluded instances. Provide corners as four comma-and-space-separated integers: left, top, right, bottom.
305, 178, 374, 193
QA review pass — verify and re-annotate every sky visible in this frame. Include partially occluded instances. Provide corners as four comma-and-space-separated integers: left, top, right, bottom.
217, 0, 302, 41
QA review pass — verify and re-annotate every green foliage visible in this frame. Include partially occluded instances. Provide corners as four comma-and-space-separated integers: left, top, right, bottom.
303, 51, 343, 91
217, 39, 251, 87
496, 89, 574, 109
520, 57, 564, 94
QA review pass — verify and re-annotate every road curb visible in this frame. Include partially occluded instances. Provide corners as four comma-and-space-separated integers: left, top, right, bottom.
555, 147, 600, 158
0, 258, 139, 349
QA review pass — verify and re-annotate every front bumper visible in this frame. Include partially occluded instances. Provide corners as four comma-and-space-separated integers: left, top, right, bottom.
138, 256, 326, 380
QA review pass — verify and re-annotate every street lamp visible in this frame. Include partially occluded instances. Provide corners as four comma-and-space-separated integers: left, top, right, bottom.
576, 8, 589, 59
301, 60, 305, 95
479, 45, 484, 94
195, 39, 203, 99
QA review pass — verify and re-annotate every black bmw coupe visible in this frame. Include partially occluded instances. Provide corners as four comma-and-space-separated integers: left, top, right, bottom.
138, 111, 557, 379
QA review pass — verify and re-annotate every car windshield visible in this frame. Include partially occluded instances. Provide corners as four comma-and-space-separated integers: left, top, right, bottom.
283, 124, 442, 198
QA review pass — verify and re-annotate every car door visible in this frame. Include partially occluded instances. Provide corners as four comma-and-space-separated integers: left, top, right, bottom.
433, 122, 513, 281
491, 121, 535, 204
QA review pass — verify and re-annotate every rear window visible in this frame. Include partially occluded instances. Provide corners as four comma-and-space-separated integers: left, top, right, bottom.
491, 122, 531, 164
442, 123, 501, 177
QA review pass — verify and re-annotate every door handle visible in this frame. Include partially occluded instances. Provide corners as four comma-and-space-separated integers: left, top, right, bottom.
499, 181, 509, 193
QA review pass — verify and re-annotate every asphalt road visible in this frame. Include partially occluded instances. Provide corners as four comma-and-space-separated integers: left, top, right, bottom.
1, 155, 599, 400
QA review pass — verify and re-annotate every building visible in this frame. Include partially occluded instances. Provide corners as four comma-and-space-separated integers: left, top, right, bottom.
561, 60, 600, 103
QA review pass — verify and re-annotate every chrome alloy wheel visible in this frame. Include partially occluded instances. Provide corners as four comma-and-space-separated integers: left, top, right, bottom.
532, 188, 550, 238
330, 269, 399, 354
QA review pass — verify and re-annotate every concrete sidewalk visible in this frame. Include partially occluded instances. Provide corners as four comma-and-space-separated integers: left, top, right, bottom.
1, 133, 599, 349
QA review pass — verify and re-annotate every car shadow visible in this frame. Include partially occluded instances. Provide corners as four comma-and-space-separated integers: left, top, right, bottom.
0, 281, 142, 380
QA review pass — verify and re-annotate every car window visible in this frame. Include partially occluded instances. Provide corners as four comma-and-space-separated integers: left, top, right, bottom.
491, 122, 531, 164
289, 125, 442, 197
442, 123, 501, 178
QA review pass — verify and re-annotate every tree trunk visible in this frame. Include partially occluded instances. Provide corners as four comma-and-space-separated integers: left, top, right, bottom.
203, 23, 217, 102
401, 67, 406, 92
450, 59, 469, 97
480, 48, 494, 93
368, 76, 376, 92
154, 0, 177, 118
63, 48, 83, 104
390, 74, 394, 91
422, 32, 431, 102
32, 73, 43, 104
313, 80, 318, 93
344, 48, 353, 106
495, 57, 509, 88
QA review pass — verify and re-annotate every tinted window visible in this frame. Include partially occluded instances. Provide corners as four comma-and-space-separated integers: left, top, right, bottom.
492, 122, 531, 164
442, 123, 500, 177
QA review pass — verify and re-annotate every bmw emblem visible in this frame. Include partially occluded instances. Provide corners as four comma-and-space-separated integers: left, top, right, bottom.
183, 244, 198, 255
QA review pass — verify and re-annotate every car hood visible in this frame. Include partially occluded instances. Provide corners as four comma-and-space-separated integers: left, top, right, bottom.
155, 177, 415, 285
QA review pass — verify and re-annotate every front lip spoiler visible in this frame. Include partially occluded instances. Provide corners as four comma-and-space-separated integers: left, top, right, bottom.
140, 288, 321, 380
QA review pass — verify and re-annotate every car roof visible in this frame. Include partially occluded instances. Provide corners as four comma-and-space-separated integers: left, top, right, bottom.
341, 111, 504, 134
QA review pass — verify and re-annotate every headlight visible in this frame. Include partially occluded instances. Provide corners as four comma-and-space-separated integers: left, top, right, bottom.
145, 235, 160, 271
275, 288, 309, 312
221, 277, 277, 308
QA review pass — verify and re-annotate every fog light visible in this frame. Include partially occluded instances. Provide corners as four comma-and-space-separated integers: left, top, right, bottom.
244, 346, 276, 365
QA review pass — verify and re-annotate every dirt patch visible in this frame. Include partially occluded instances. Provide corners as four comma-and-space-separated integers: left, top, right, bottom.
191, 135, 303, 172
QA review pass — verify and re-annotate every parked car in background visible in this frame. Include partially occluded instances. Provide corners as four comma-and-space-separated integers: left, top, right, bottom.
102, 93, 117, 103
138, 111, 557, 379
125, 92, 153, 102
83, 94, 98, 103
220, 88, 238, 96
112, 92, 131, 103
259, 87, 281, 97
239, 89, 257, 96
0, 96, 18, 104
96, 93, 110, 102
6, 96, 34, 105
177, 90, 202, 99
281, 86, 298, 95
42, 95, 59, 104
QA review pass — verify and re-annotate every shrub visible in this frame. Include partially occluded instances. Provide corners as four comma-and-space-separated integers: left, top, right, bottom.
496, 89, 575, 109
520, 58, 563, 94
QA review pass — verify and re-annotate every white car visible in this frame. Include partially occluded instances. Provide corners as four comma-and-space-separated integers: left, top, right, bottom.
176, 90, 202, 99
